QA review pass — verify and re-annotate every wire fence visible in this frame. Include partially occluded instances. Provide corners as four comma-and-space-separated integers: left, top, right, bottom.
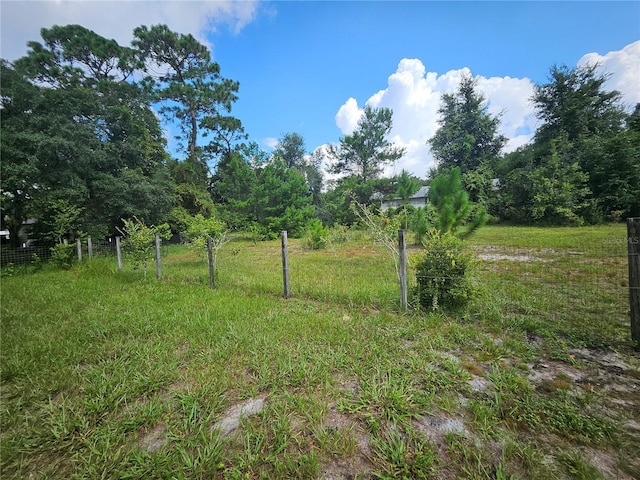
0, 238, 119, 267
0, 231, 634, 346
470, 242, 629, 328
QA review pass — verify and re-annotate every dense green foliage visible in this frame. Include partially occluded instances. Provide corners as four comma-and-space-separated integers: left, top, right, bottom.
1, 25, 176, 245
329, 106, 405, 184
2, 22, 637, 259
498, 65, 638, 224
414, 229, 475, 312
430, 168, 488, 239
302, 218, 329, 250
250, 158, 314, 237
428, 75, 506, 209
117, 217, 171, 278
429, 75, 506, 175
428, 66, 638, 225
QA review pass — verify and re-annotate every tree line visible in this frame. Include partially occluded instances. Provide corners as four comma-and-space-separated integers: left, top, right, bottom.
2, 24, 638, 250
428, 69, 639, 226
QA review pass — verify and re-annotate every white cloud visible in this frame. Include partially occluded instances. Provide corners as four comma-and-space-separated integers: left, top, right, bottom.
578, 40, 640, 109
262, 137, 279, 150
335, 60, 536, 179
334, 97, 363, 136
334, 41, 639, 179
0, 0, 260, 61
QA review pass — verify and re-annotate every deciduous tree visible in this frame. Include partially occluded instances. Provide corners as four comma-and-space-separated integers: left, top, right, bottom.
1, 26, 175, 243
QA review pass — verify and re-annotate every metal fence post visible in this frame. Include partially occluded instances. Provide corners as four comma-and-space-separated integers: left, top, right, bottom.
282, 231, 290, 299
115, 236, 123, 271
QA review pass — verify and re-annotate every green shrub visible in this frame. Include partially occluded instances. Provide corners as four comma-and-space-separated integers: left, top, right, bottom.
414, 229, 475, 312
184, 214, 226, 251
0, 263, 16, 277
50, 243, 74, 270
118, 217, 171, 278
303, 219, 329, 250
248, 222, 268, 244
409, 206, 435, 245
328, 225, 349, 245
31, 253, 43, 272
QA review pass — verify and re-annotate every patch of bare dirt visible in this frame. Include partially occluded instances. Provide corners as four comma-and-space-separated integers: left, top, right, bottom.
479, 253, 545, 262
212, 395, 267, 436
527, 361, 583, 384
468, 374, 491, 393
583, 446, 637, 480
527, 348, 640, 396
523, 348, 640, 479
317, 405, 373, 480
414, 412, 469, 446
474, 245, 555, 263
138, 422, 168, 454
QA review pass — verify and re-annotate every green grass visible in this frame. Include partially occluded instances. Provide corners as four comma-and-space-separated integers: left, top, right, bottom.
1, 224, 638, 479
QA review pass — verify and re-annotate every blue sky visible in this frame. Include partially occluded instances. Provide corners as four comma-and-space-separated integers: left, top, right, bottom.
2, 1, 639, 178
216, 1, 640, 155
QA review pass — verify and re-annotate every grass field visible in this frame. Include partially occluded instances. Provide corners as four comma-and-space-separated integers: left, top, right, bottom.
1, 224, 638, 479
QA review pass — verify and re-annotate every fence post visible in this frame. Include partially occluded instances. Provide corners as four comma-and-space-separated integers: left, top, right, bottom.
115, 236, 123, 271
155, 233, 162, 280
628, 218, 640, 348
76, 238, 82, 263
282, 231, 290, 299
87, 236, 93, 260
207, 236, 215, 288
399, 229, 408, 311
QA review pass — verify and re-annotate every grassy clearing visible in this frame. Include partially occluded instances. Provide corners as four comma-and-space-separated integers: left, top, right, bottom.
1, 224, 638, 479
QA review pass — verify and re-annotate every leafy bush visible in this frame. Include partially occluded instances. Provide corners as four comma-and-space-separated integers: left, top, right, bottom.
303, 219, 329, 250
248, 222, 268, 244
50, 243, 74, 270
184, 214, 226, 250
183, 213, 229, 280
118, 217, 171, 278
414, 229, 475, 312
0, 263, 16, 278
328, 225, 350, 247
30, 253, 43, 272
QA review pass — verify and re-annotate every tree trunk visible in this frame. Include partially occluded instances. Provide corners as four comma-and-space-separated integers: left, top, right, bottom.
6, 218, 23, 249
189, 108, 198, 160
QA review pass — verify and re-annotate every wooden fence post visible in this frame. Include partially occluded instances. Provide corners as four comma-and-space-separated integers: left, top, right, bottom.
628, 218, 640, 348
207, 236, 215, 288
115, 236, 123, 271
87, 237, 93, 260
76, 238, 82, 263
155, 233, 162, 280
282, 231, 290, 299
399, 229, 408, 311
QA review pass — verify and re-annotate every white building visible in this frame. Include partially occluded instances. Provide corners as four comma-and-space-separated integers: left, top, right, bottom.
380, 186, 429, 211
